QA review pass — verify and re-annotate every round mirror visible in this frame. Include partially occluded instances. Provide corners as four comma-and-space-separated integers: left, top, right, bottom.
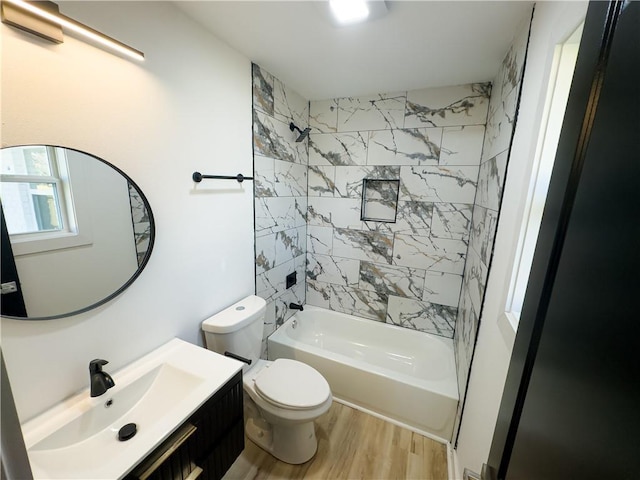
0, 145, 155, 320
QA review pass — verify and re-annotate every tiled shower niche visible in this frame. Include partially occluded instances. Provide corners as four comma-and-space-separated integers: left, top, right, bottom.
361, 179, 400, 222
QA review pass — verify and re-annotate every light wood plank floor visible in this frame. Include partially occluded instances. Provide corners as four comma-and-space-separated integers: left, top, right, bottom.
223, 402, 448, 480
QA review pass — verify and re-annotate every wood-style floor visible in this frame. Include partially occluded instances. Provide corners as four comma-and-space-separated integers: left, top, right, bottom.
223, 401, 449, 480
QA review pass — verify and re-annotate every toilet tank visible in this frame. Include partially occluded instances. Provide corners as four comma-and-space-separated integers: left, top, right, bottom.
201, 295, 266, 367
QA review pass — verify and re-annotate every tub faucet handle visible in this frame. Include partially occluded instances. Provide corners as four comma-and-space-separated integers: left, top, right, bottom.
289, 302, 304, 311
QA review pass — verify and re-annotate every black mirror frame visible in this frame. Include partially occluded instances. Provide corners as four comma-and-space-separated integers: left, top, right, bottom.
1, 145, 156, 321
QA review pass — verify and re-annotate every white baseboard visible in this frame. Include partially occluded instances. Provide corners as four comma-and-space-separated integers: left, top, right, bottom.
448, 444, 463, 480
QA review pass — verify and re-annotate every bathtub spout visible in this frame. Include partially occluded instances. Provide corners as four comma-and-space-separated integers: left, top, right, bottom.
289, 303, 304, 312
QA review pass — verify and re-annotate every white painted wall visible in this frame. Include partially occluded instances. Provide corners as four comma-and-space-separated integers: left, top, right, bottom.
454, 1, 589, 474
1, 1, 255, 422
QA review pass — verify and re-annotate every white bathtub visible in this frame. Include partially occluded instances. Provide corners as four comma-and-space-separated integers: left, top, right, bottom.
267, 305, 459, 442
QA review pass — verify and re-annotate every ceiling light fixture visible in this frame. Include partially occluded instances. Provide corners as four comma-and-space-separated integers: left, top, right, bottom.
322, 0, 388, 28
329, 0, 370, 25
1, 0, 144, 61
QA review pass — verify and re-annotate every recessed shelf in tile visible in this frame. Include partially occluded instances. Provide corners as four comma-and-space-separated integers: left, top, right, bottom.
361, 179, 400, 223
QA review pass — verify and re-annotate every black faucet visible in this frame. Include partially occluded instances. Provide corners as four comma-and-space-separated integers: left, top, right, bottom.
89, 359, 115, 397
289, 302, 304, 312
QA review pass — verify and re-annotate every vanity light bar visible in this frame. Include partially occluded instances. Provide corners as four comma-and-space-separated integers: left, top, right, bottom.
2, 0, 144, 61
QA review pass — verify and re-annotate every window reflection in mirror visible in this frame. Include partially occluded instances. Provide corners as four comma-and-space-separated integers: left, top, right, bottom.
1, 146, 68, 235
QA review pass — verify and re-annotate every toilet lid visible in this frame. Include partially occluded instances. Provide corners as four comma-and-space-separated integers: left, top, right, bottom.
254, 359, 331, 409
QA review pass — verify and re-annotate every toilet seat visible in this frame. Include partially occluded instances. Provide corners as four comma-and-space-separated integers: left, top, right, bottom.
254, 359, 331, 410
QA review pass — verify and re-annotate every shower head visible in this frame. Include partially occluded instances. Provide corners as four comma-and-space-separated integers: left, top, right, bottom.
290, 122, 311, 142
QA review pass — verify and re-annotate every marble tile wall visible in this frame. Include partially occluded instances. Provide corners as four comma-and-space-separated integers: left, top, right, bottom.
252, 21, 529, 435
128, 183, 152, 266
252, 64, 309, 358
452, 18, 531, 439
306, 83, 491, 337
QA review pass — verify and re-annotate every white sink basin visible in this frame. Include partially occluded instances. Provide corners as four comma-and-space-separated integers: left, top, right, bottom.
30, 363, 203, 452
21, 339, 243, 479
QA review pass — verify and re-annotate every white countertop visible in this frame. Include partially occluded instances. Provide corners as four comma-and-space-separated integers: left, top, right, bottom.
22, 338, 243, 479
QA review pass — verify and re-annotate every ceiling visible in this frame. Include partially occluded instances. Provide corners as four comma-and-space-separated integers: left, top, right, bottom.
175, 1, 534, 101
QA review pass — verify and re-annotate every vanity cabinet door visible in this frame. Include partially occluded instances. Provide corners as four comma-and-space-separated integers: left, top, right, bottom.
191, 371, 244, 480
127, 371, 243, 480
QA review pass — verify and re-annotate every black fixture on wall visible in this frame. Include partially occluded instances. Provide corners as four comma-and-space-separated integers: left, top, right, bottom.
286, 271, 297, 289
289, 122, 311, 142
192, 172, 254, 183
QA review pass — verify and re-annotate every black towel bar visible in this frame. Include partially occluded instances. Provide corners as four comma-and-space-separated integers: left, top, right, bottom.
192, 172, 253, 183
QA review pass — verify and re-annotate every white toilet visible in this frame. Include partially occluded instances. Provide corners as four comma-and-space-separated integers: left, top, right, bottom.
201, 295, 332, 464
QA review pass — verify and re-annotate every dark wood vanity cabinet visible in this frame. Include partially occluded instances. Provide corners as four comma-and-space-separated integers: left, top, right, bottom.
126, 371, 244, 480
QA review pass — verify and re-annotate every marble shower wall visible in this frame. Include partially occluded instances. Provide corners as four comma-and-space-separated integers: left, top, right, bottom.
252, 64, 309, 357
128, 183, 152, 267
453, 18, 531, 435
306, 84, 491, 337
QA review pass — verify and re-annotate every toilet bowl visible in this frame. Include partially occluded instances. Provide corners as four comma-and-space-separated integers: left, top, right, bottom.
243, 359, 331, 463
201, 295, 332, 464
